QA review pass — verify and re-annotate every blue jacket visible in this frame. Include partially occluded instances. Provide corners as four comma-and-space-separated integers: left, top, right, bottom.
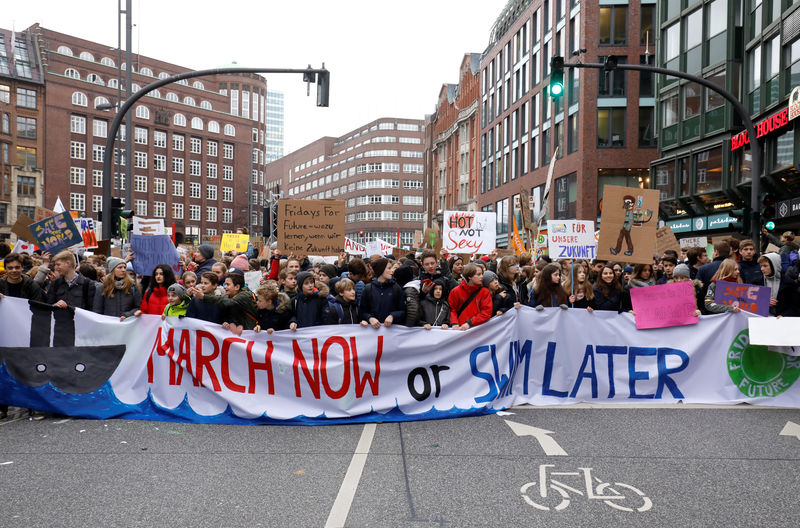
186, 297, 222, 324
290, 290, 330, 328
359, 279, 406, 323
738, 257, 763, 285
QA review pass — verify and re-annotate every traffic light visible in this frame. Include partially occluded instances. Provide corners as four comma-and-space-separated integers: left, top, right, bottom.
549, 56, 564, 100
761, 192, 776, 227
316, 67, 330, 107
730, 207, 751, 235
111, 197, 133, 239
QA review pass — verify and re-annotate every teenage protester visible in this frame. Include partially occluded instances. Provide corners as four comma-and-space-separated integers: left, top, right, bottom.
448, 263, 493, 330
593, 265, 622, 312
697, 241, 731, 289
670, 263, 703, 315
588, 259, 607, 285
531, 263, 569, 310
755, 253, 799, 316
563, 263, 595, 311
191, 271, 258, 332
657, 256, 678, 285
326, 278, 360, 325
46, 250, 98, 311
686, 246, 709, 281
339, 257, 368, 307
620, 263, 656, 312
140, 264, 176, 316
419, 279, 450, 330
253, 284, 291, 333
289, 271, 330, 330
497, 255, 528, 305
483, 270, 515, 316
186, 272, 223, 324
360, 258, 406, 329
162, 283, 191, 319
419, 250, 458, 299
704, 259, 743, 314
762, 229, 800, 256
181, 271, 197, 290
93, 257, 142, 320
393, 263, 420, 326
317, 264, 338, 285
449, 255, 465, 283
211, 262, 228, 295
738, 239, 763, 285
194, 245, 217, 275
278, 269, 298, 298
0, 252, 44, 302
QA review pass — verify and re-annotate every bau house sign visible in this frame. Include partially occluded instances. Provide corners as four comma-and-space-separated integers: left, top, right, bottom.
731, 108, 790, 151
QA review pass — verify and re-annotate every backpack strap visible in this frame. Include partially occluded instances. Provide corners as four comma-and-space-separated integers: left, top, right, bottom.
456, 287, 484, 318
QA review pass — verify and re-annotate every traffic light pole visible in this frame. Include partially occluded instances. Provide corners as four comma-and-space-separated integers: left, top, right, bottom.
101, 65, 330, 241
562, 60, 761, 248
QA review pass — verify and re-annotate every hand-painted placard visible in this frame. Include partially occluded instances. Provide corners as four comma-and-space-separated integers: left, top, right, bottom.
597, 185, 659, 264
655, 226, 680, 255
130, 234, 181, 276
546, 220, 596, 259
29, 212, 83, 253
277, 199, 345, 256
132, 217, 165, 236
629, 281, 699, 329
714, 281, 770, 316
220, 233, 250, 252
443, 211, 497, 254
74, 218, 99, 249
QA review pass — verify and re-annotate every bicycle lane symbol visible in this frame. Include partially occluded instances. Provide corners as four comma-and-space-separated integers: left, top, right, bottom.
520, 464, 652, 512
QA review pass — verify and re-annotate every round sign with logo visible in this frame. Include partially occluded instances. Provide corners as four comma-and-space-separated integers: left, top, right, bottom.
727, 329, 800, 398
694, 217, 705, 230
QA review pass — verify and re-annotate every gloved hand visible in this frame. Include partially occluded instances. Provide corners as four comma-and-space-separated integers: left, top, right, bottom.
535, 305, 544, 311
559, 304, 568, 310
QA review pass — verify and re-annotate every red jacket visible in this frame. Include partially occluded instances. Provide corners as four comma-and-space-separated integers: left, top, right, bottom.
266, 257, 281, 281
448, 280, 493, 327
140, 286, 170, 315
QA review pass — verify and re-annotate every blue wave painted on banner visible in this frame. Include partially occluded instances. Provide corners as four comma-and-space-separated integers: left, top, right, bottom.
0, 364, 498, 425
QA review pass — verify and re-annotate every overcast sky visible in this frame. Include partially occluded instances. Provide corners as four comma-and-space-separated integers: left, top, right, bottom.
7, 0, 508, 153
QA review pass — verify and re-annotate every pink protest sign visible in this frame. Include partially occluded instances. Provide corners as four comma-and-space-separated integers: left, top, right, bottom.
629, 281, 699, 330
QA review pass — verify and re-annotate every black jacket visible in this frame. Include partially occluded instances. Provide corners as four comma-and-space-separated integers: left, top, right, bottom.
0, 274, 43, 301
492, 287, 516, 315
738, 257, 763, 285
419, 270, 458, 298
418, 291, 451, 327
290, 290, 330, 328
45, 273, 97, 310
497, 274, 528, 306
326, 295, 360, 325
256, 292, 292, 331
360, 279, 406, 323
593, 286, 621, 312
186, 297, 223, 324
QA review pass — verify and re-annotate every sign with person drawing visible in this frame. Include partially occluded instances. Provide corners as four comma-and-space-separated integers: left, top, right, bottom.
597, 185, 660, 265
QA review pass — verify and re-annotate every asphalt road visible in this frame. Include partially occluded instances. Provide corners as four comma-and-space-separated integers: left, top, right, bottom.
2, 404, 800, 527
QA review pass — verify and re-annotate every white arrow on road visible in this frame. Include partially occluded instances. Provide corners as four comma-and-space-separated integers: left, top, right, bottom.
504, 420, 568, 456
779, 421, 800, 440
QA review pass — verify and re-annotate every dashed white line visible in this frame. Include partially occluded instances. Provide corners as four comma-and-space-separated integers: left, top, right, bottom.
324, 423, 377, 528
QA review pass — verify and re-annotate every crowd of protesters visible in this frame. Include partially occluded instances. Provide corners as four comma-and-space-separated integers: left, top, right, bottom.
1, 228, 799, 417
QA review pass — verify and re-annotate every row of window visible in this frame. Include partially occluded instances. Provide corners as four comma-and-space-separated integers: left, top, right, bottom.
344, 210, 427, 223
0, 85, 37, 108
68, 192, 235, 223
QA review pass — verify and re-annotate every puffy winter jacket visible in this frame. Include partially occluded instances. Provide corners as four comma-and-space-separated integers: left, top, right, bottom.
447, 281, 493, 327
359, 279, 406, 324
202, 290, 258, 329
290, 289, 330, 328
738, 257, 763, 285
418, 291, 450, 327
93, 282, 142, 318
403, 279, 421, 326
593, 286, 621, 312
325, 295, 360, 325
140, 286, 170, 315
256, 292, 291, 330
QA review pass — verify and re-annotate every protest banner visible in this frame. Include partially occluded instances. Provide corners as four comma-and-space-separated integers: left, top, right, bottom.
244, 271, 262, 292
10, 214, 37, 243
679, 236, 707, 249
749, 318, 800, 348
597, 185, 659, 264
29, 212, 83, 254
220, 233, 250, 252
629, 281, 699, 330
278, 199, 345, 256
12, 240, 36, 254
714, 281, 771, 316
443, 210, 496, 254
546, 220, 596, 260
344, 237, 366, 256
74, 218, 99, 249
510, 217, 525, 254
4, 297, 800, 426
130, 234, 181, 275
133, 217, 165, 236
655, 226, 681, 255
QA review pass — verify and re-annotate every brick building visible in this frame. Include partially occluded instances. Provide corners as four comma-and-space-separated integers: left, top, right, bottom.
0, 28, 46, 242
11, 24, 268, 244
476, 0, 657, 247
264, 118, 426, 247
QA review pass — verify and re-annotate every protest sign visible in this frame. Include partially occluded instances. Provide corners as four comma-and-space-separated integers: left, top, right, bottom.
278, 199, 345, 256
29, 212, 83, 254
133, 217, 165, 236
97, 240, 110, 256
443, 210, 496, 254
655, 226, 681, 255
765, 243, 781, 254
630, 281, 699, 329
546, 220, 596, 260
714, 281, 770, 316
244, 271, 262, 292
679, 236, 707, 249
12, 240, 36, 255
74, 218, 98, 249
597, 185, 659, 264
220, 233, 250, 252
130, 234, 181, 275
34, 206, 57, 222
749, 317, 800, 349
344, 237, 366, 256
422, 227, 442, 256
10, 214, 36, 243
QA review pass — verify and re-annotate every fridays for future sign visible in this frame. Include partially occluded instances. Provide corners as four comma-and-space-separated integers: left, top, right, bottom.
546, 220, 596, 259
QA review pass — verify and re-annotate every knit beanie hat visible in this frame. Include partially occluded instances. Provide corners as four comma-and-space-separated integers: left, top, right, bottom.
295, 271, 315, 289
167, 283, 187, 297
198, 245, 214, 260
393, 264, 414, 288
371, 258, 390, 278
319, 264, 338, 280
231, 254, 249, 272
672, 263, 690, 279
106, 257, 125, 273
482, 270, 498, 288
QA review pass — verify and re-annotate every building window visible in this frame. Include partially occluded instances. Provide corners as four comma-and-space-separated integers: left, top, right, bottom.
207, 163, 217, 179
567, 113, 578, 153
17, 116, 37, 138
662, 92, 679, 127
208, 120, 220, 133
17, 88, 37, 108
190, 182, 201, 198
663, 22, 680, 70
788, 38, 800, 95
224, 124, 235, 137
134, 151, 147, 168
206, 185, 217, 201
748, 44, 761, 111
554, 173, 577, 219
707, 0, 727, 66
190, 160, 201, 176
135, 106, 150, 120
135, 199, 147, 216
70, 141, 86, 159
154, 154, 166, 171
174, 113, 186, 127
134, 175, 148, 192
496, 198, 509, 234
0, 85, 9, 104
223, 143, 234, 159
153, 201, 166, 218
639, 55, 655, 97
173, 180, 184, 196
764, 34, 780, 107
695, 147, 723, 193
191, 117, 203, 130
683, 83, 702, 119
599, 6, 626, 45
91, 195, 102, 213
173, 133, 185, 151
93, 119, 108, 138
207, 140, 218, 157
598, 57, 627, 96
684, 9, 703, 74
223, 165, 233, 180
16, 146, 36, 167
70, 167, 86, 186
172, 157, 184, 174
222, 208, 233, 223
189, 205, 200, 221
190, 137, 201, 154
641, 4, 656, 46
597, 108, 625, 147
173, 202, 184, 219
70, 193, 85, 211
638, 107, 656, 148
206, 206, 217, 223
70, 115, 85, 135
134, 126, 148, 144
17, 175, 35, 197
92, 170, 103, 188
153, 177, 166, 194
154, 130, 167, 148
223, 186, 233, 202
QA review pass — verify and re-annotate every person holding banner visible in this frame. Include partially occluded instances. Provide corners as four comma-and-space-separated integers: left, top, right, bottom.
563, 263, 595, 311
139, 264, 176, 316
448, 263, 493, 330
359, 258, 406, 330
418, 279, 450, 330
704, 259, 742, 314
45, 250, 98, 312
191, 271, 258, 332
531, 263, 569, 310
289, 271, 331, 330
93, 257, 142, 321
253, 284, 291, 333
482, 270, 514, 316
326, 278, 360, 325
186, 272, 223, 324
593, 265, 622, 312
162, 283, 191, 319
755, 253, 799, 316
497, 256, 528, 306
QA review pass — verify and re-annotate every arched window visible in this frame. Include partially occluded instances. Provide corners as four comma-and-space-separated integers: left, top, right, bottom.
140, 67, 154, 77
174, 113, 187, 127
193, 81, 205, 90
200, 100, 212, 110
135, 106, 150, 119
108, 78, 118, 89
94, 96, 111, 108
131, 83, 141, 93
191, 117, 203, 130
87, 73, 104, 85
65, 68, 80, 79
158, 72, 170, 80
147, 89, 161, 98
100, 57, 115, 67
224, 124, 236, 136
183, 96, 196, 106
208, 120, 220, 133
57, 45, 73, 56
79, 51, 95, 62
72, 92, 88, 107
121, 62, 127, 71
177, 79, 188, 86
166, 92, 178, 102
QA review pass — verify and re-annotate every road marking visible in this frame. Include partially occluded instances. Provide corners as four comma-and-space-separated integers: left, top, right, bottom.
505, 420, 567, 456
509, 403, 794, 410
324, 423, 377, 528
779, 421, 800, 439
53, 418, 71, 424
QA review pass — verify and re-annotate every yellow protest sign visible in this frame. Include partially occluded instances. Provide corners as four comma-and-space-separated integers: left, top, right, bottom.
220, 233, 250, 252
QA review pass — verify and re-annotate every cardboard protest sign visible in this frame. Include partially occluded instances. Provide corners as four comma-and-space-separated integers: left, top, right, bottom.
344, 237, 366, 256
96, 239, 110, 256
29, 212, 83, 254
74, 218, 99, 249
443, 211, 496, 254
597, 185, 659, 264
11, 214, 36, 243
765, 243, 781, 254
630, 281, 699, 330
220, 233, 250, 252
34, 206, 57, 222
547, 220, 596, 260
655, 226, 681, 255
714, 281, 770, 316
422, 227, 442, 256
679, 236, 707, 249
132, 217, 165, 236
130, 234, 181, 275
277, 199, 345, 256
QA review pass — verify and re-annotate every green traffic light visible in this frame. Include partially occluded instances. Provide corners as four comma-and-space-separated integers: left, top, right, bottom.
765, 221, 775, 231
549, 56, 565, 100
550, 83, 564, 96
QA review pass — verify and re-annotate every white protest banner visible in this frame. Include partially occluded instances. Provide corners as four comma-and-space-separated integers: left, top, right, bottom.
679, 236, 707, 248
344, 237, 366, 256
244, 271, 262, 292
443, 211, 496, 254
546, 220, 596, 260
365, 238, 394, 256
749, 317, 800, 348
12, 240, 36, 255
133, 216, 165, 236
